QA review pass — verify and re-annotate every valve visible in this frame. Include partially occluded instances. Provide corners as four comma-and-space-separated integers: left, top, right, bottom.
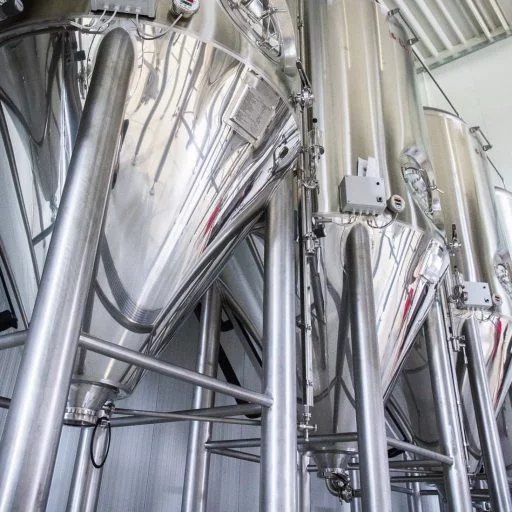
292, 61, 314, 109
449, 224, 462, 255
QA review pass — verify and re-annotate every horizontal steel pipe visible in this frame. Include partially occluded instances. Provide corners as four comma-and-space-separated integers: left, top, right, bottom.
206, 434, 450, 468
387, 439, 453, 466
0, 331, 266, 411
0, 330, 26, 350
391, 486, 415, 496
0, 396, 10, 409
206, 433, 358, 450
78, 334, 271, 407
209, 448, 260, 464
113, 406, 259, 426
349, 460, 442, 470
391, 476, 445, 484
110, 404, 261, 428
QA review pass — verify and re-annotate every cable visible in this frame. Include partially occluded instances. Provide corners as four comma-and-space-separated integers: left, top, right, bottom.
90, 417, 112, 469
131, 12, 182, 41
367, 212, 398, 229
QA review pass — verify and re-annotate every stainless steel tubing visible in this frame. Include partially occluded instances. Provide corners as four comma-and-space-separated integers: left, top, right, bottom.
0, 397, 10, 409
110, 404, 261, 428
260, 173, 297, 511
182, 286, 222, 512
0, 28, 134, 512
424, 299, 472, 511
209, 448, 261, 464
386, 439, 453, 466
406, 478, 423, 512
391, 486, 415, 496
346, 224, 392, 512
79, 334, 271, 407
298, 453, 311, 512
112, 411, 257, 426
464, 317, 512, 511
350, 467, 361, 512
0, 330, 26, 350
206, 433, 358, 450
66, 424, 110, 512
391, 477, 445, 484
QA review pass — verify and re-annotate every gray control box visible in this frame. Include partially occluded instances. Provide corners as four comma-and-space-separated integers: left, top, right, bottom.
339, 176, 386, 214
91, 0, 157, 17
461, 281, 493, 309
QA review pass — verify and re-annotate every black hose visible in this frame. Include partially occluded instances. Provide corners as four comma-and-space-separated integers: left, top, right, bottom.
90, 417, 111, 469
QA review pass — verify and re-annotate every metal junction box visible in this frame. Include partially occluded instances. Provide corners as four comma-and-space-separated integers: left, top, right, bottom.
461, 281, 493, 309
339, 176, 386, 215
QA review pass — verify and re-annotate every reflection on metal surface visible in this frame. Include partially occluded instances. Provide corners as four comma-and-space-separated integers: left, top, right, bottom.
0, 15, 298, 423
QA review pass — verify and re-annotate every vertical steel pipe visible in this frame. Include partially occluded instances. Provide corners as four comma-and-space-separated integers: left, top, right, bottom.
260, 173, 297, 511
0, 28, 133, 511
347, 224, 392, 512
297, 453, 311, 512
350, 467, 361, 512
424, 298, 472, 512
181, 285, 222, 512
464, 317, 512, 511
66, 423, 110, 512
406, 478, 423, 512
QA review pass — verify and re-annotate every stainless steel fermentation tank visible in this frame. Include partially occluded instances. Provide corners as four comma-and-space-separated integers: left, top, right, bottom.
303, 0, 447, 483
220, 0, 449, 505
392, 109, 512, 510
0, 2, 298, 424
0, 2, 301, 509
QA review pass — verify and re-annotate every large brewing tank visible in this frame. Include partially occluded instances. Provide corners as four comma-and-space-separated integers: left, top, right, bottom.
395, 109, 512, 473
494, 187, 512, 477
298, 0, 448, 475
0, 1, 299, 424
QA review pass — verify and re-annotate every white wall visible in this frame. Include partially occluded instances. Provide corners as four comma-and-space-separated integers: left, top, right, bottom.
421, 36, 512, 187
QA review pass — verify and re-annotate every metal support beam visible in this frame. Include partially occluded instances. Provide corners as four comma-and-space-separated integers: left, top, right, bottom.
0, 330, 26, 350
206, 433, 358, 450
0, 29, 134, 512
113, 410, 257, 426
182, 286, 222, 512
209, 448, 260, 464
298, 453, 311, 512
66, 422, 110, 512
424, 299, 473, 511
346, 224, 392, 512
0, 329, 270, 408
110, 404, 261, 428
79, 334, 271, 407
260, 173, 297, 511
406, 477, 423, 512
386, 439, 452, 466
350, 466, 361, 512
464, 317, 512, 511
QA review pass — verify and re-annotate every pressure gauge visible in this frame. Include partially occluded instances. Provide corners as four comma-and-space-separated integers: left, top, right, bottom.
171, 0, 199, 18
